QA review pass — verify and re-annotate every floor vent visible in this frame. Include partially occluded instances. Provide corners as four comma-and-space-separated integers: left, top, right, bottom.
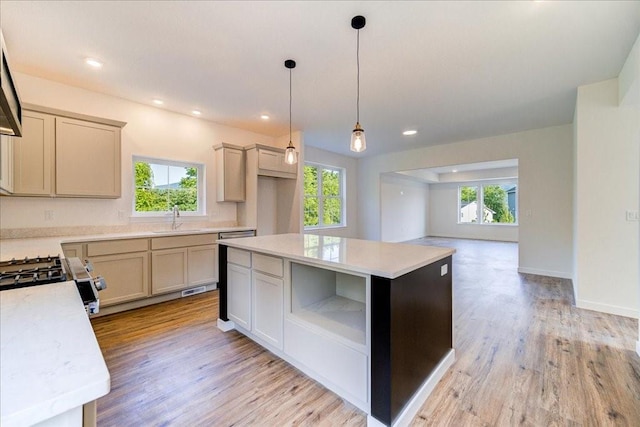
182, 286, 206, 297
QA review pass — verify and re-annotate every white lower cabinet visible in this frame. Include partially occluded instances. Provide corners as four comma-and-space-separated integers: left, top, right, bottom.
91, 252, 150, 306
150, 234, 219, 295
227, 263, 252, 330
151, 248, 188, 295
188, 244, 218, 286
252, 271, 283, 349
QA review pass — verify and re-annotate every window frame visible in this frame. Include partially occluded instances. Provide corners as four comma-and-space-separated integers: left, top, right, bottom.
304, 162, 346, 230
131, 155, 206, 217
457, 181, 518, 226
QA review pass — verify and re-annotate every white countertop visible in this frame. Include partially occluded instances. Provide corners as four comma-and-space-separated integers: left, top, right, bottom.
0, 226, 253, 260
219, 234, 455, 279
0, 282, 110, 426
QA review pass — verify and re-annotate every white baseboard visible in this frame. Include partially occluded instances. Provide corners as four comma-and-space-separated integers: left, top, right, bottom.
517, 267, 572, 279
576, 300, 639, 319
216, 318, 235, 332
367, 349, 456, 427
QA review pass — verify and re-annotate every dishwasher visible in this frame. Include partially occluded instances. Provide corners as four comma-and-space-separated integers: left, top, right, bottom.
217, 230, 256, 240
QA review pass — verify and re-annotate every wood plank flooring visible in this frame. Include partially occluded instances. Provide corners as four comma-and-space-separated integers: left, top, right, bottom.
91, 237, 640, 426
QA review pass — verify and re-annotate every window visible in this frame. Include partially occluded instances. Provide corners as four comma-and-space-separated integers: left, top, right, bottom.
133, 156, 205, 215
304, 163, 345, 228
458, 183, 517, 225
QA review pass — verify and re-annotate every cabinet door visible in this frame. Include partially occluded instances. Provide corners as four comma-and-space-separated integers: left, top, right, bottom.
228, 263, 251, 330
253, 272, 283, 349
217, 147, 245, 202
55, 117, 121, 198
90, 252, 150, 306
151, 248, 188, 295
188, 244, 218, 286
13, 111, 55, 195
257, 149, 281, 172
0, 135, 13, 193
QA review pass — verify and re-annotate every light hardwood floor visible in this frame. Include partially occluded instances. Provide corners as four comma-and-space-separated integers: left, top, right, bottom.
91, 238, 640, 426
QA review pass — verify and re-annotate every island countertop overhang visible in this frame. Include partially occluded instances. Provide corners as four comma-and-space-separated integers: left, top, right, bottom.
217, 233, 455, 279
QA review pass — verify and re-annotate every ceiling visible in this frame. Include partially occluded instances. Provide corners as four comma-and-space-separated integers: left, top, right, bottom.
395, 159, 518, 183
2, 1, 639, 158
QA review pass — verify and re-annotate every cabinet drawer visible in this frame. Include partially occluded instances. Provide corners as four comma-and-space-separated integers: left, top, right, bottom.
87, 238, 149, 256
228, 247, 251, 267
151, 233, 217, 250
253, 253, 283, 277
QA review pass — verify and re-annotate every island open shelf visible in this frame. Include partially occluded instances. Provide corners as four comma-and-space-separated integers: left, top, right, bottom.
290, 262, 367, 347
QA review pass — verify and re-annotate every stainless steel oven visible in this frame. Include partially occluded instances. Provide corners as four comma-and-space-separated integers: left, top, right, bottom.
0, 255, 106, 315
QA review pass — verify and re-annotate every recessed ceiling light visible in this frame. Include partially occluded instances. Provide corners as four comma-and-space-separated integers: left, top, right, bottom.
452, 169, 458, 173
192, 110, 202, 116
260, 114, 270, 120
402, 130, 417, 136
152, 99, 164, 106
85, 58, 103, 68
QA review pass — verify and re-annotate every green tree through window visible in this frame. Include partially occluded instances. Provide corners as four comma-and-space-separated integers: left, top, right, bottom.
134, 159, 201, 213
304, 164, 344, 228
459, 183, 517, 224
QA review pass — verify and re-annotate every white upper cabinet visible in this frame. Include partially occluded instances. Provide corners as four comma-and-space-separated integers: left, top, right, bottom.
9, 105, 126, 198
55, 117, 121, 198
214, 143, 245, 202
254, 145, 297, 179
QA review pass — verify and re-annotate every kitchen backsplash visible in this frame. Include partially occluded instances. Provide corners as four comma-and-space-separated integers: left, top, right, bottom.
0, 220, 238, 239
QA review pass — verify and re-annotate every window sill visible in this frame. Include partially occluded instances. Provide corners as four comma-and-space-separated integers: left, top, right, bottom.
456, 222, 518, 227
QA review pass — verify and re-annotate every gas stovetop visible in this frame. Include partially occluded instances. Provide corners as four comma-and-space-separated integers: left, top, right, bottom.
0, 255, 67, 291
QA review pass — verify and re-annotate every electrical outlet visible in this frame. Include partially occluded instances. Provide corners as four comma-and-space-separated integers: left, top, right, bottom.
626, 210, 639, 221
441, 264, 448, 276
44, 210, 54, 221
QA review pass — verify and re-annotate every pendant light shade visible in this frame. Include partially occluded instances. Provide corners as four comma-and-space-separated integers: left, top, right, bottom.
284, 59, 298, 165
350, 15, 366, 153
351, 122, 366, 153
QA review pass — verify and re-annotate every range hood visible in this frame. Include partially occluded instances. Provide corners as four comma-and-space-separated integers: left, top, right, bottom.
0, 30, 22, 137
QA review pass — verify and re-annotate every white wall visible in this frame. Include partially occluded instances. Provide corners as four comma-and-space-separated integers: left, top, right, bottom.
429, 182, 518, 242
358, 124, 574, 279
619, 33, 640, 106
574, 78, 639, 319
380, 174, 429, 242
304, 146, 358, 238
0, 73, 278, 232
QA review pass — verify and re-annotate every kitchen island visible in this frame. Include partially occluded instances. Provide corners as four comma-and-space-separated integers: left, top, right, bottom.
0, 282, 110, 427
217, 234, 455, 426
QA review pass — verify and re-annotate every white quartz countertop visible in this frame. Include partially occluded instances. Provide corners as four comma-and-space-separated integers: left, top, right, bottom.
0, 226, 253, 260
219, 234, 455, 279
0, 282, 110, 426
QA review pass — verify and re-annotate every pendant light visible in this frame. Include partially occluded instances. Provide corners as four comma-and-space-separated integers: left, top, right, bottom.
350, 15, 366, 153
284, 59, 298, 165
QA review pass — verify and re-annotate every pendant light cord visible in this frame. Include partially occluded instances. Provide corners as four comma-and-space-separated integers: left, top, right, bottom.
289, 66, 292, 142
356, 28, 360, 124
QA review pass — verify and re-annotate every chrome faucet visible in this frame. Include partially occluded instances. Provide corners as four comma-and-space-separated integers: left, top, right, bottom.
171, 205, 182, 230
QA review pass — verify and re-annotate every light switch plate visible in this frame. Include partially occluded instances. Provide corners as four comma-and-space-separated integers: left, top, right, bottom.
441, 264, 448, 276
626, 210, 639, 221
